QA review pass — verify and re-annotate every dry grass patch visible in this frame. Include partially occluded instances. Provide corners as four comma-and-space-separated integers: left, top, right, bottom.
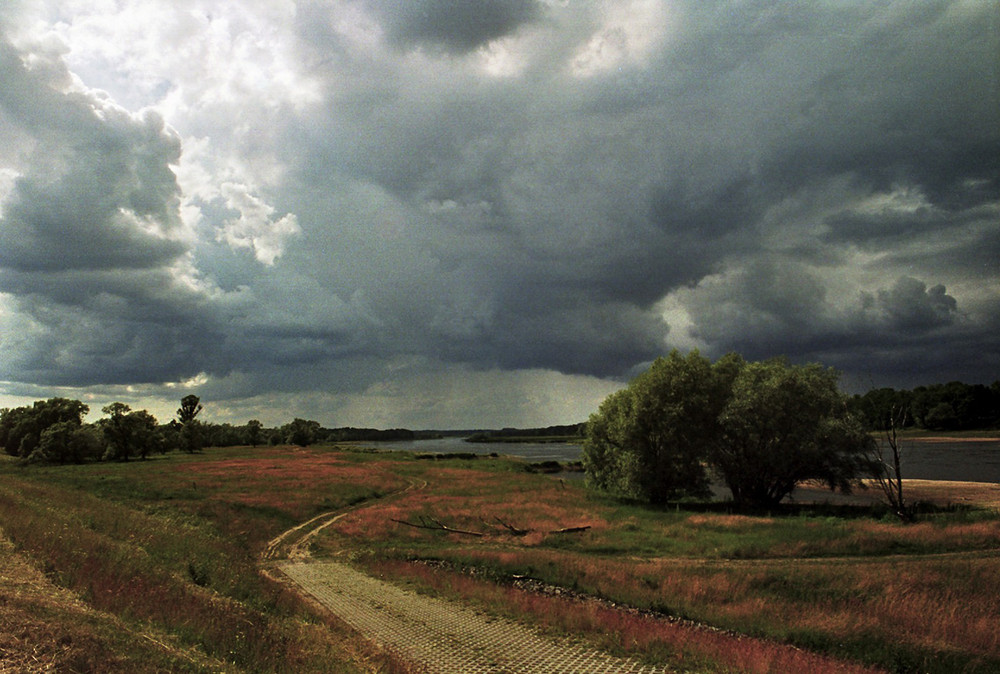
902, 480, 1000, 509
367, 558, 881, 674
0, 527, 220, 673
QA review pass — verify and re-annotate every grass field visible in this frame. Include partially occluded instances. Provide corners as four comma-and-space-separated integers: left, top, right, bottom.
1, 444, 998, 673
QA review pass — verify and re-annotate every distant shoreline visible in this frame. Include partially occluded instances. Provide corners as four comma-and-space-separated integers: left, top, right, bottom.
903, 436, 1000, 443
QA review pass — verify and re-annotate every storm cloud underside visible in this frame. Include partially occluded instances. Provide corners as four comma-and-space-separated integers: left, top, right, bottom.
0, 1, 997, 427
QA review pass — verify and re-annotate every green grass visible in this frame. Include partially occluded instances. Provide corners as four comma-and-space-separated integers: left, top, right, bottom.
3, 444, 999, 673
0, 445, 416, 673
320, 458, 1000, 673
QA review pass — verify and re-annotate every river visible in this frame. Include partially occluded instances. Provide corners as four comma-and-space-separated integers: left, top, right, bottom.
371, 436, 1000, 483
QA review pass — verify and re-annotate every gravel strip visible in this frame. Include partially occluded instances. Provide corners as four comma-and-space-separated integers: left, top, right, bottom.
280, 560, 672, 673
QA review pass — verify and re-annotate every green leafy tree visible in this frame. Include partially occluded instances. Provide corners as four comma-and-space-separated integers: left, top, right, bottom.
176, 395, 204, 453
583, 350, 730, 503
712, 358, 874, 508
30, 422, 103, 464
0, 398, 90, 458
177, 395, 203, 423
101, 403, 161, 461
246, 419, 264, 447
585, 352, 874, 509
160, 420, 183, 453
285, 418, 320, 447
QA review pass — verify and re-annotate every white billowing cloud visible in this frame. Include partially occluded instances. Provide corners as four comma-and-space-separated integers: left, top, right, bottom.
39, 0, 320, 115
217, 182, 301, 265
571, 0, 671, 76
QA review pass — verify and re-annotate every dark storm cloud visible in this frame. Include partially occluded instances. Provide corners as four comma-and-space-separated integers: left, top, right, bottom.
681, 261, 984, 390
2, 1, 998, 427
277, 0, 998, 389
369, 0, 542, 53
872, 277, 957, 331
0, 38, 185, 273
0, 267, 223, 386
0, 33, 219, 387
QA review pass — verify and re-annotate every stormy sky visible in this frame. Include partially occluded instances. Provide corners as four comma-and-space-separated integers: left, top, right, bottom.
0, 1, 997, 428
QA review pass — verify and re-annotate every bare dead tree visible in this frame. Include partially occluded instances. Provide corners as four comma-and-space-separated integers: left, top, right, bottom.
869, 404, 915, 522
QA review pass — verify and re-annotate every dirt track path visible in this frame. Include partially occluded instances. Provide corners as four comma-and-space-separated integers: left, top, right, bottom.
279, 559, 670, 673
264, 478, 670, 672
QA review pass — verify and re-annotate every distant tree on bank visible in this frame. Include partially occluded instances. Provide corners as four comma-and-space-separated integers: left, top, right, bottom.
246, 419, 264, 447
284, 418, 320, 447
850, 381, 1000, 431
101, 403, 161, 461
177, 395, 204, 453
584, 351, 874, 508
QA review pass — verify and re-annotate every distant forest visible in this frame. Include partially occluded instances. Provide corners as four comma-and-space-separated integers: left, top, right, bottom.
849, 381, 1000, 431
2, 380, 997, 465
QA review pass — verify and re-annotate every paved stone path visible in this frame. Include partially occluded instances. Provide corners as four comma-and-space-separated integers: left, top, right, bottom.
280, 560, 672, 673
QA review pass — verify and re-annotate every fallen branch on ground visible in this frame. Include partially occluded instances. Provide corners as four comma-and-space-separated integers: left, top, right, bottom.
391, 516, 485, 537
486, 516, 529, 536
391, 515, 590, 537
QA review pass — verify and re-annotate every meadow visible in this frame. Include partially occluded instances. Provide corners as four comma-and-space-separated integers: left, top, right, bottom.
1, 443, 998, 673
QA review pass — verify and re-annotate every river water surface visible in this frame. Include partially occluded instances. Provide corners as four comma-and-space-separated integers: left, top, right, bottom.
373, 437, 1000, 483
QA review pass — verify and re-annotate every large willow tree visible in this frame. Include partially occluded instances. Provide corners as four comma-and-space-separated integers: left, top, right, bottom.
583, 351, 874, 508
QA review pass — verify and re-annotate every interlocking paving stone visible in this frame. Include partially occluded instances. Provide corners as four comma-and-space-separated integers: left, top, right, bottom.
281, 560, 672, 673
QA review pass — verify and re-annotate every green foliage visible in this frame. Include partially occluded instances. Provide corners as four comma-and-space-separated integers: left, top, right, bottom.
175, 395, 204, 453
176, 395, 203, 424
851, 380, 1000, 431
30, 422, 103, 464
246, 419, 264, 447
100, 403, 161, 461
584, 350, 724, 503
284, 418, 321, 447
713, 358, 874, 507
0, 398, 90, 458
585, 351, 874, 508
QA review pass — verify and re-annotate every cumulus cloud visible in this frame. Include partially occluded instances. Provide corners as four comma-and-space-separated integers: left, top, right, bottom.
217, 182, 300, 265
0, 39, 185, 273
872, 277, 958, 331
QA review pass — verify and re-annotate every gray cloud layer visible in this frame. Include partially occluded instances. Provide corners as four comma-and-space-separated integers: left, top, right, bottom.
0, 1, 997, 425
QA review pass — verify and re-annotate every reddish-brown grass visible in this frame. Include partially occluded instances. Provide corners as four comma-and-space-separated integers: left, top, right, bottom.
368, 558, 881, 674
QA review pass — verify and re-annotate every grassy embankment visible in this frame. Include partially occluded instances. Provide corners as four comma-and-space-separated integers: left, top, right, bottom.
2, 442, 999, 673
321, 451, 1000, 674
0, 446, 417, 673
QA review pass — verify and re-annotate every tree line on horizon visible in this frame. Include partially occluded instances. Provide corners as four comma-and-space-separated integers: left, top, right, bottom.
2, 367, 996, 470
0, 395, 429, 464
848, 380, 1000, 431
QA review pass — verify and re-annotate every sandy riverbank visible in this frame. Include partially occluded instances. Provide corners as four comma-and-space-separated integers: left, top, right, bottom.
789, 479, 1000, 509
